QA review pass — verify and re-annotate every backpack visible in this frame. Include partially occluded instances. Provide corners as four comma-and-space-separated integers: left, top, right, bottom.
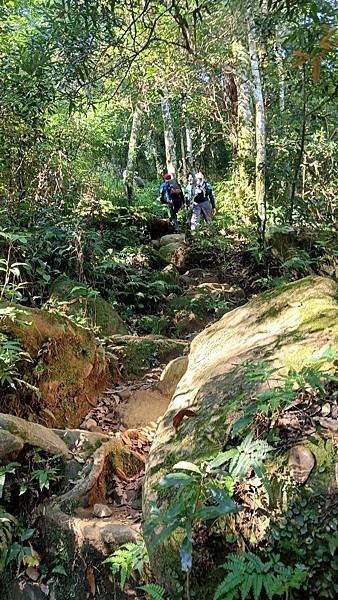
167, 178, 182, 198
194, 181, 206, 203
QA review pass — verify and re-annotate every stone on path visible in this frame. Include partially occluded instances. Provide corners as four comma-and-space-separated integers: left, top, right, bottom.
93, 503, 113, 518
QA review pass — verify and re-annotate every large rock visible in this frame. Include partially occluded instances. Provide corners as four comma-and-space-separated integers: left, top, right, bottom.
46, 276, 128, 336
156, 356, 189, 397
160, 264, 180, 285
143, 277, 338, 597
0, 304, 108, 428
160, 234, 186, 247
0, 429, 24, 464
159, 242, 185, 264
158, 234, 187, 269
108, 334, 188, 379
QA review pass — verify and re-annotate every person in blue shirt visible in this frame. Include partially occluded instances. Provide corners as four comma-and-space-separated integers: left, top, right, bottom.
159, 173, 184, 233
186, 172, 216, 231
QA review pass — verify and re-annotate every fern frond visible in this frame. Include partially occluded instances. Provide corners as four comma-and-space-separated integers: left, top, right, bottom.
214, 571, 244, 599
139, 583, 166, 599
229, 435, 271, 479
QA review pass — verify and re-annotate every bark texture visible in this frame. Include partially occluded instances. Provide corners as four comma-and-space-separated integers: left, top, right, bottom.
248, 22, 267, 240
124, 102, 143, 204
161, 86, 177, 176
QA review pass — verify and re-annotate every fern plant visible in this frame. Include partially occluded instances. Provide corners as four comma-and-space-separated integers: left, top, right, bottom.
214, 552, 308, 600
145, 434, 273, 579
232, 347, 338, 437
139, 583, 166, 599
0, 508, 16, 572
103, 540, 149, 589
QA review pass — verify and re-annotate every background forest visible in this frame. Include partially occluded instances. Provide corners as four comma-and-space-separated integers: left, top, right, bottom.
0, 0, 337, 599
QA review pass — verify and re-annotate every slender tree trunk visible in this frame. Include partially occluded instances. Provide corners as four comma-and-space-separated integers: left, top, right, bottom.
160, 86, 177, 176
149, 126, 163, 178
185, 118, 194, 176
288, 66, 307, 223
180, 129, 187, 180
235, 71, 254, 163
124, 102, 142, 204
181, 95, 194, 180
275, 40, 285, 111
231, 42, 255, 212
248, 21, 267, 243
222, 69, 239, 155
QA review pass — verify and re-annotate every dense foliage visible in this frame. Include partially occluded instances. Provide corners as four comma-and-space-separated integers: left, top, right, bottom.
0, 0, 337, 598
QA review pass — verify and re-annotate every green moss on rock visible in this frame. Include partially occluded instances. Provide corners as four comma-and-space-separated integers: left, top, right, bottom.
143, 276, 338, 597
109, 334, 187, 379
47, 276, 128, 336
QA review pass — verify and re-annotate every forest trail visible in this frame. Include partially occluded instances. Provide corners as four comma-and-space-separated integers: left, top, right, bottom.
1, 0, 337, 596
75, 239, 239, 540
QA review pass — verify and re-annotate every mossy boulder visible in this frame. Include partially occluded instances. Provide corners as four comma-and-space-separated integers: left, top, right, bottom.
47, 276, 128, 336
108, 334, 188, 379
0, 304, 108, 428
159, 242, 185, 263
143, 276, 338, 598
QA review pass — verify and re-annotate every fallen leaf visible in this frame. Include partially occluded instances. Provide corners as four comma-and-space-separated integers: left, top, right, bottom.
42, 407, 56, 422
173, 409, 197, 430
86, 564, 96, 596
115, 467, 130, 482
26, 566, 39, 581
120, 431, 132, 446
289, 445, 315, 484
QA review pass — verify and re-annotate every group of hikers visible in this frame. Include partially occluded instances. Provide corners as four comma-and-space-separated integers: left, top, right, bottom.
123, 169, 216, 233
159, 171, 216, 233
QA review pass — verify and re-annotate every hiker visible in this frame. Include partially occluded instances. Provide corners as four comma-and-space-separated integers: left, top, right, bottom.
159, 173, 184, 233
184, 173, 194, 207
134, 172, 145, 189
189, 172, 216, 231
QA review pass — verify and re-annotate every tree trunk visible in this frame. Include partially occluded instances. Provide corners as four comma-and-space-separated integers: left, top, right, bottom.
222, 69, 239, 155
124, 102, 142, 204
161, 86, 177, 176
185, 118, 194, 176
248, 21, 267, 243
180, 129, 187, 180
288, 66, 307, 223
181, 95, 194, 179
230, 41, 255, 207
275, 40, 285, 111
149, 126, 163, 179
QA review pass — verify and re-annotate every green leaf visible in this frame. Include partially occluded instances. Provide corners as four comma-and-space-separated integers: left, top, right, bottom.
172, 461, 202, 474
206, 450, 238, 472
180, 534, 193, 571
151, 524, 178, 547
241, 574, 253, 599
159, 473, 193, 488
20, 528, 35, 542
252, 572, 263, 600
232, 415, 253, 437
138, 583, 165, 599
52, 564, 67, 575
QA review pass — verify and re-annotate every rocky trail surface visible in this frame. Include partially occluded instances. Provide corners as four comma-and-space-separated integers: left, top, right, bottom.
2, 232, 336, 600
